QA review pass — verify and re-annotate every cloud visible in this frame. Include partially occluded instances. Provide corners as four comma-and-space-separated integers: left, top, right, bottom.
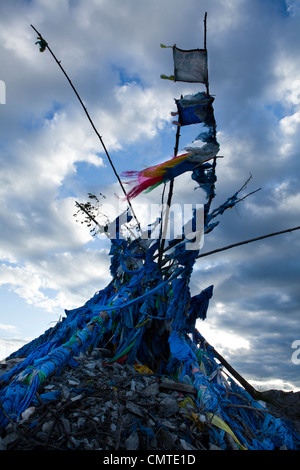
0, 338, 29, 362
0, 322, 18, 333
0, 244, 111, 314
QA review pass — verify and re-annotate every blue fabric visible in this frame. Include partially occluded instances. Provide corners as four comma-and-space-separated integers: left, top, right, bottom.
192, 163, 216, 200
162, 159, 198, 182
175, 92, 215, 126
32, 390, 61, 404
187, 285, 214, 327
194, 127, 216, 144
1, 180, 299, 450
168, 331, 197, 365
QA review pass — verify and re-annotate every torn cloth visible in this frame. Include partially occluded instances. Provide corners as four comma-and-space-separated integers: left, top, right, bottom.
175, 92, 215, 126
122, 147, 218, 201
161, 45, 208, 84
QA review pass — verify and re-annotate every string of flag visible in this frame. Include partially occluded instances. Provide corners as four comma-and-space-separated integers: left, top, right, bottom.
122, 45, 219, 205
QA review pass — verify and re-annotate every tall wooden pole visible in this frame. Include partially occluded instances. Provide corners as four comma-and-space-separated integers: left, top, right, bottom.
203, 12, 218, 220
196, 225, 300, 260
204, 12, 207, 49
158, 114, 181, 267
204, 12, 209, 95
195, 330, 260, 400
159, 12, 212, 268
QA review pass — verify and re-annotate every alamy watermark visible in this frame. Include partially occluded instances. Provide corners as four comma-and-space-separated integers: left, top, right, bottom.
97, 202, 205, 251
291, 340, 300, 365
0, 80, 6, 104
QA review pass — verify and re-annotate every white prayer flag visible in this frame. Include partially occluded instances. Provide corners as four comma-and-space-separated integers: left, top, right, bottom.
173, 46, 208, 83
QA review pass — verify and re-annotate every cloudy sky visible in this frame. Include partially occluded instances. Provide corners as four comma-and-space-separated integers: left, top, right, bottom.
0, 0, 300, 391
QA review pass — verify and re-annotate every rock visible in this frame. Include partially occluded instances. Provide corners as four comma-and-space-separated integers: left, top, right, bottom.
61, 416, 71, 434
159, 397, 179, 417
68, 436, 81, 449
61, 385, 71, 401
161, 419, 177, 431
77, 417, 87, 431
209, 443, 222, 450
144, 382, 159, 397
126, 402, 145, 418
0, 432, 19, 450
110, 423, 117, 432
180, 439, 198, 450
68, 379, 80, 386
42, 421, 54, 433
130, 379, 136, 391
36, 431, 48, 442
157, 428, 176, 449
1, 347, 298, 451
84, 362, 96, 370
70, 393, 83, 402
20, 407, 36, 421
125, 431, 139, 450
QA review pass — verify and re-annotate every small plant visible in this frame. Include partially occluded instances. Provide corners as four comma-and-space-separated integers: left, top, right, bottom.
73, 192, 109, 237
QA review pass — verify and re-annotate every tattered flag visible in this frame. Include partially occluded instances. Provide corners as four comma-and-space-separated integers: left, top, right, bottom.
174, 92, 215, 126
122, 144, 220, 201
161, 45, 208, 84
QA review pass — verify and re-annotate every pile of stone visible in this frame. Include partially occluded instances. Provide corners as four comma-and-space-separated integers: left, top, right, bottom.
0, 348, 299, 451
0, 349, 214, 451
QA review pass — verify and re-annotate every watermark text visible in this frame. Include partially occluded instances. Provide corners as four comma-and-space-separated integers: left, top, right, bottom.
0, 80, 6, 104
291, 340, 300, 365
94, 202, 205, 250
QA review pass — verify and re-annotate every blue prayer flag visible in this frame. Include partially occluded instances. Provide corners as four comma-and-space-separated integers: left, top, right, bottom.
175, 92, 214, 126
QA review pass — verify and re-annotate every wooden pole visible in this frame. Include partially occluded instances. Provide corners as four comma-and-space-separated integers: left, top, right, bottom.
195, 330, 261, 399
203, 11, 219, 220
158, 122, 181, 267
158, 13, 211, 268
204, 12, 209, 96
158, 13, 209, 267
157, 224, 300, 267
204, 12, 207, 50
31, 25, 141, 232
196, 225, 300, 260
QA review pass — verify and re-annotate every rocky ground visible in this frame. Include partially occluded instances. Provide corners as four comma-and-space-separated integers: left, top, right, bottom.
0, 348, 299, 451
258, 388, 300, 435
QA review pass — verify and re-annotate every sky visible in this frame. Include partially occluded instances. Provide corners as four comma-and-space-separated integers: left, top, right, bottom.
0, 0, 300, 391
